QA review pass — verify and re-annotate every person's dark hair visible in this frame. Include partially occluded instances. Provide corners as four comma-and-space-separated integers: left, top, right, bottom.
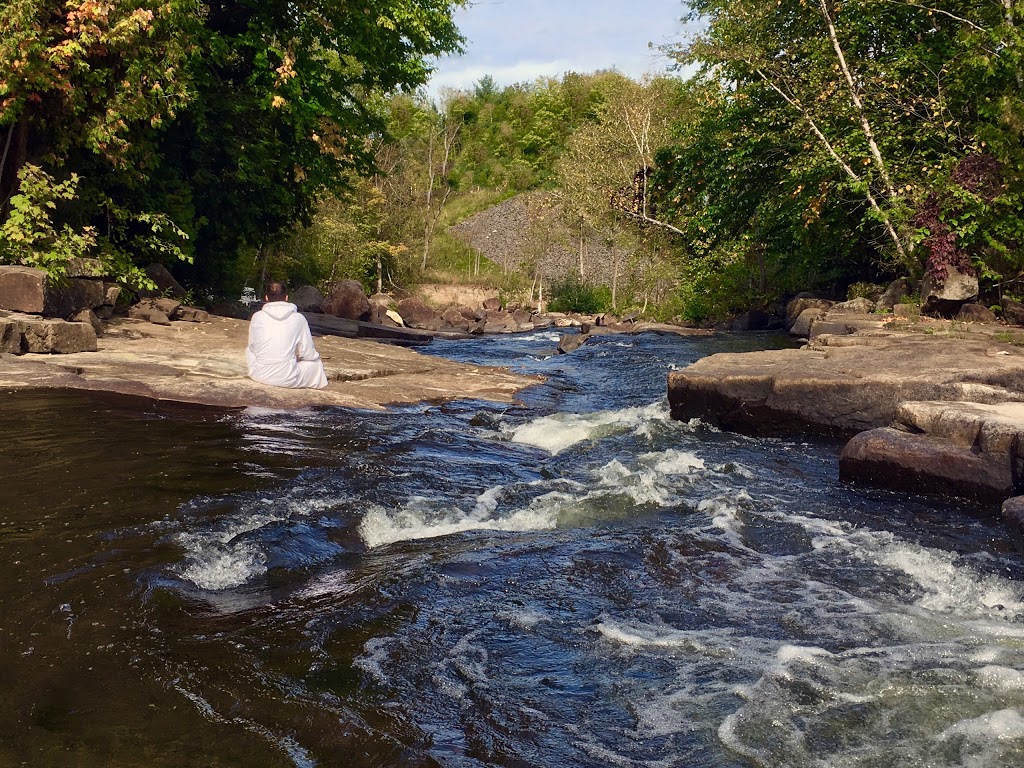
265, 281, 288, 302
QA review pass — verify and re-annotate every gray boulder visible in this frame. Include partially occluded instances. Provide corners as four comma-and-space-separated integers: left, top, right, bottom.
139, 263, 187, 299
557, 332, 590, 354
20, 316, 97, 353
322, 279, 371, 321
877, 278, 910, 311
789, 307, 827, 338
1003, 497, 1024, 553
785, 297, 833, 329
396, 297, 442, 331
1002, 298, 1024, 327
290, 285, 325, 313
922, 266, 978, 317
956, 303, 998, 324
830, 297, 876, 314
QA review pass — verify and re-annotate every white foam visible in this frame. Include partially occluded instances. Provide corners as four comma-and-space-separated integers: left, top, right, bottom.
358, 498, 558, 549
505, 402, 672, 454
940, 707, 1024, 740
975, 666, 1024, 691
176, 511, 283, 590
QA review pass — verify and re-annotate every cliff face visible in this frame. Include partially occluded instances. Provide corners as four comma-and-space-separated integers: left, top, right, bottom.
449, 191, 632, 286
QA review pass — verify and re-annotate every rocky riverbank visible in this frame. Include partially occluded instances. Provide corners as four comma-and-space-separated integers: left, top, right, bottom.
667, 306, 1024, 549
0, 313, 541, 410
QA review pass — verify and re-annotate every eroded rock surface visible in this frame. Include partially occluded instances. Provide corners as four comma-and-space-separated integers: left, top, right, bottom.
668, 333, 1024, 435
0, 315, 540, 410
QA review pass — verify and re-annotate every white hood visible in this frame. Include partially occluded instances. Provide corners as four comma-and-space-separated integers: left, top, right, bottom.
261, 301, 297, 321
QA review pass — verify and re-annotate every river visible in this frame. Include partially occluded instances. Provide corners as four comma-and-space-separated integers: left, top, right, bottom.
2, 329, 1023, 767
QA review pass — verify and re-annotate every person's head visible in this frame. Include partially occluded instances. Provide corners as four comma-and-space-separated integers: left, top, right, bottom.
264, 281, 288, 303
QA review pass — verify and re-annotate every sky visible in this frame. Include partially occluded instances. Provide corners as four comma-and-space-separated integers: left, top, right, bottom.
426, 0, 692, 97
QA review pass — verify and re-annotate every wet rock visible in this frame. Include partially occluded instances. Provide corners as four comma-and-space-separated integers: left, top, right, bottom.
839, 427, 1013, 501
322, 279, 371, 321
922, 265, 978, 317
291, 285, 325, 313
956, 303, 998, 323
557, 332, 590, 354
1002, 497, 1024, 552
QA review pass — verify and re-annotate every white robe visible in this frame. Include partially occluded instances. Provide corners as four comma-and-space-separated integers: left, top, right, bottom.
246, 302, 328, 389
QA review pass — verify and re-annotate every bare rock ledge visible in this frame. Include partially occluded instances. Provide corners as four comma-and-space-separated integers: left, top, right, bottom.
0, 315, 541, 410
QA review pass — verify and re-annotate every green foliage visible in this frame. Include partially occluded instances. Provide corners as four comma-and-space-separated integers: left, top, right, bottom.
547, 276, 612, 314
847, 282, 884, 301
0, 165, 96, 280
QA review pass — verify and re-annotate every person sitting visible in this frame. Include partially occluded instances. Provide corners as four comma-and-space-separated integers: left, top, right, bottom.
246, 281, 328, 389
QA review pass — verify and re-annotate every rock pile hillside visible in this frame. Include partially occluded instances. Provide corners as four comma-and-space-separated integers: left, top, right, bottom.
449, 191, 631, 285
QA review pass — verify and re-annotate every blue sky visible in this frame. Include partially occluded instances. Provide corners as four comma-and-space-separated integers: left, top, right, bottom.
427, 0, 692, 95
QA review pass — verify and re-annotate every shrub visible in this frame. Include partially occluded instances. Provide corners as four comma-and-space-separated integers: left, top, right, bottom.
547, 276, 611, 314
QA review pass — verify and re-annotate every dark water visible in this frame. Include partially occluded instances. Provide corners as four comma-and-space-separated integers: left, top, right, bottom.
2, 330, 1023, 768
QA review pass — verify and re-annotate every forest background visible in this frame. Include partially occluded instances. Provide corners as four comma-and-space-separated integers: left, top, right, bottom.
1, 0, 1022, 322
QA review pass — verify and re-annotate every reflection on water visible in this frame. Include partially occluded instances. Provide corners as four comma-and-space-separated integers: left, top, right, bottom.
1, 331, 1022, 767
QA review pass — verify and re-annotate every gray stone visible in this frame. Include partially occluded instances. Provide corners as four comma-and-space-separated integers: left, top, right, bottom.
70, 308, 104, 337
1002, 298, 1024, 327
956, 303, 998, 324
922, 266, 978, 317
877, 278, 910, 311
557, 332, 589, 354
66, 258, 108, 278
0, 266, 49, 313
129, 303, 171, 325
893, 304, 920, 318
396, 297, 442, 331
139, 263, 187, 299
667, 335, 1024, 436
785, 297, 833, 329
0, 316, 23, 353
21, 317, 97, 354
290, 285, 325, 313
830, 297, 876, 314
322, 279, 371, 321
482, 297, 502, 311
172, 306, 210, 323
790, 307, 827, 338
441, 306, 472, 331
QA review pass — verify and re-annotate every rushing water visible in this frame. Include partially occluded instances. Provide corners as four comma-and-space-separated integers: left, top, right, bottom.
2, 330, 1023, 768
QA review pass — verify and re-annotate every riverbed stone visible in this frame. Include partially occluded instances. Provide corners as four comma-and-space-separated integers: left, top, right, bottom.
1003, 497, 1024, 552
839, 427, 1014, 500
396, 297, 442, 331
558, 332, 589, 354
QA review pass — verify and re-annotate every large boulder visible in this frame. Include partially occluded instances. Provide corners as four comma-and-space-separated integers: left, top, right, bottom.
1002, 298, 1024, 327
921, 265, 978, 317
668, 335, 1024, 436
0, 265, 106, 317
1, 314, 22, 353
482, 296, 502, 311
839, 426, 1014, 501
440, 305, 472, 331
956, 303, 998, 324
727, 309, 775, 332
829, 297, 876, 314
557, 332, 590, 354
290, 285, 325, 313
19, 316, 97, 354
789, 307, 827, 338
877, 278, 910, 311
138, 262, 187, 299
322, 279, 371, 321
785, 297, 833, 329
396, 297, 442, 331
